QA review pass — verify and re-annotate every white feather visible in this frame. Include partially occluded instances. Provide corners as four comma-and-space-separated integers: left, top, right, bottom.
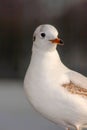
24, 24, 87, 130
67, 70, 87, 89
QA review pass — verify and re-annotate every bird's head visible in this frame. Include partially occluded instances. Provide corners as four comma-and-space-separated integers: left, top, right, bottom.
32, 24, 64, 52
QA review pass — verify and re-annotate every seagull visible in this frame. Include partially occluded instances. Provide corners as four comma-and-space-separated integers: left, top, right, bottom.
24, 24, 87, 130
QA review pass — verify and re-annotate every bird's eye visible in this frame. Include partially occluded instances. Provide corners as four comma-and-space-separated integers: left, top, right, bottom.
33, 36, 36, 41
41, 33, 46, 38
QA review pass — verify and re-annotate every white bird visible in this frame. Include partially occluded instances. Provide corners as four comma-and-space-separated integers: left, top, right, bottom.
24, 24, 87, 130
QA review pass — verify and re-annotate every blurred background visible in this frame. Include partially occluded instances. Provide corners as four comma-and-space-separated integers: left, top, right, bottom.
0, 0, 87, 129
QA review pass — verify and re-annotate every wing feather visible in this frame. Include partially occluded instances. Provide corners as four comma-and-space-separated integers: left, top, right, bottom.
67, 70, 87, 89
62, 70, 87, 97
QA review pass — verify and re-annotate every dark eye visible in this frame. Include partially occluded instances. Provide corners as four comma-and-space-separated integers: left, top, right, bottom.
33, 36, 36, 41
41, 33, 46, 38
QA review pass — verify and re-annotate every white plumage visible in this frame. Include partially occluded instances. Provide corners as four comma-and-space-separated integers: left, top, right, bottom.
24, 24, 87, 130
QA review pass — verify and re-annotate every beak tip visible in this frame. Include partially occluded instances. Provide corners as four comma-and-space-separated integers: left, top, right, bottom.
60, 39, 64, 45
60, 39, 64, 44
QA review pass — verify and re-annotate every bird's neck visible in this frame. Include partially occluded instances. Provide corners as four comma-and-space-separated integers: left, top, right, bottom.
31, 48, 63, 69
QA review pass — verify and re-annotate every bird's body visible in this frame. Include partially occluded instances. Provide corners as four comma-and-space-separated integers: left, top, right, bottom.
24, 24, 87, 130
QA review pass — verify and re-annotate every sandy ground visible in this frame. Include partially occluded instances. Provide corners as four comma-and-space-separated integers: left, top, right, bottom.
0, 80, 64, 130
